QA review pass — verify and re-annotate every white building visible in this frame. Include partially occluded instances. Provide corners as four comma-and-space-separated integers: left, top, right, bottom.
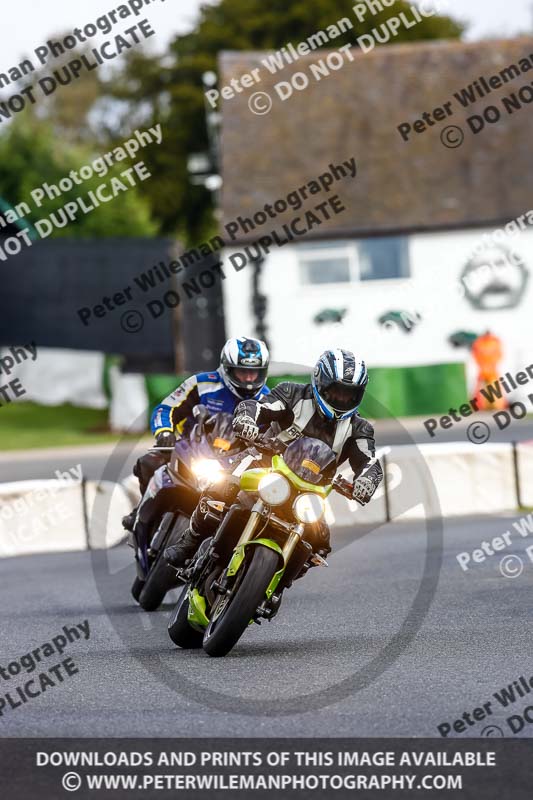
219, 38, 533, 417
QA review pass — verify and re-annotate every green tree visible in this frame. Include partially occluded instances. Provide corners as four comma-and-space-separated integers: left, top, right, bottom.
5, 37, 105, 146
0, 116, 157, 237
102, 0, 464, 244
33, 44, 103, 146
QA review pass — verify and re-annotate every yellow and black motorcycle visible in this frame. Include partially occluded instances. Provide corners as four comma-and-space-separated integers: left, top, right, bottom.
167, 434, 353, 657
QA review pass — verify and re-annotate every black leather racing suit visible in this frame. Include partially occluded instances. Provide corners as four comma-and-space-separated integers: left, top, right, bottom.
237, 381, 381, 479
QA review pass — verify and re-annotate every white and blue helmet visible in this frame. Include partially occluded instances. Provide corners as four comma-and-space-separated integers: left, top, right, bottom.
220, 336, 270, 399
312, 349, 368, 420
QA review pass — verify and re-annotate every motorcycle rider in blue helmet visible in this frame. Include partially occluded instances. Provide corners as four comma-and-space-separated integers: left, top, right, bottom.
123, 336, 270, 540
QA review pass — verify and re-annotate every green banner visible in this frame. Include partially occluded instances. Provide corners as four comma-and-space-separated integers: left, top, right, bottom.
145, 363, 467, 421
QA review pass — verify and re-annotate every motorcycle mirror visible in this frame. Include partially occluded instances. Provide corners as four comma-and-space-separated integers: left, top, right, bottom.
193, 405, 209, 422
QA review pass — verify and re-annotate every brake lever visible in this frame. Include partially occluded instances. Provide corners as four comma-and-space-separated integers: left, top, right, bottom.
332, 474, 354, 499
150, 446, 176, 451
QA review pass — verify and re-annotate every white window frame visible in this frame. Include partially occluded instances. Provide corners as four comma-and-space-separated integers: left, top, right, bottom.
298, 238, 410, 287
298, 243, 360, 286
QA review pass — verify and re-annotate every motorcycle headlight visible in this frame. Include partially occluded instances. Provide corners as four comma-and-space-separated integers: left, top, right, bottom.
258, 473, 291, 506
191, 459, 224, 485
293, 493, 326, 523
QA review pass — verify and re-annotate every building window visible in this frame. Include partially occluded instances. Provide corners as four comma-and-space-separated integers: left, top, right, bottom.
299, 246, 354, 285
358, 237, 410, 281
299, 237, 410, 285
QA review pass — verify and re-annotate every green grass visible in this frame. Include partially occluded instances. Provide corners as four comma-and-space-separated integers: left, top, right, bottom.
0, 403, 144, 451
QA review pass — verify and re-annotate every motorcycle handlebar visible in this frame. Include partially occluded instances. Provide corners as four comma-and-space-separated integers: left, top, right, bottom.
246, 441, 354, 497
250, 435, 286, 455
332, 475, 354, 499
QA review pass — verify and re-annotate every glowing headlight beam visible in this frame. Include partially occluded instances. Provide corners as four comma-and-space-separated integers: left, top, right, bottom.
258, 473, 291, 506
293, 493, 326, 524
191, 459, 224, 484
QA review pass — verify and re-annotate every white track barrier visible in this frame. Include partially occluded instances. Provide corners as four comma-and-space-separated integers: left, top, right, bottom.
0, 478, 139, 558
0, 442, 527, 557
108, 366, 149, 434
516, 442, 533, 508
0, 480, 86, 557
85, 480, 138, 549
319, 442, 521, 527
1, 348, 107, 409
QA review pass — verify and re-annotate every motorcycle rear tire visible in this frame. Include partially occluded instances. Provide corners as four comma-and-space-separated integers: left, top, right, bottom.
131, 576, 145, 602
138, 515, 188, 612
168, 585, 204, 648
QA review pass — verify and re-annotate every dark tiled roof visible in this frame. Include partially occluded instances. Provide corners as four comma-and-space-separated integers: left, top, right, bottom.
220, 37, 533, 241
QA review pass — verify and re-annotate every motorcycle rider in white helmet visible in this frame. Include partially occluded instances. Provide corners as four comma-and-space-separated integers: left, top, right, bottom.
166, 348, 382, 569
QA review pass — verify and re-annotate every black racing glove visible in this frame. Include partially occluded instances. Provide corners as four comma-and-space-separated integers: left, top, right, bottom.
233, 414, 259, 442
352, 476, 377, 506
155, 431, 176, 448
352, 460, 383, 506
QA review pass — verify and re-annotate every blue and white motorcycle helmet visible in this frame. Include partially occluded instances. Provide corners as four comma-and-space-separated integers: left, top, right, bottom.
219, 336, 270, 399
312, 349, 368, 420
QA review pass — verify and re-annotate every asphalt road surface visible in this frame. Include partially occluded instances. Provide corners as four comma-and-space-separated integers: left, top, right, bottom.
2, 413, 533, 483
1, 513, 532, 738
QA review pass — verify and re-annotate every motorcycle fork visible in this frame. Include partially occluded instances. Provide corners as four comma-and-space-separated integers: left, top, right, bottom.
280, 526, 304, 563
265, 523, 304, 599
214, 502, 265, 596
255, 524, 306, 619
211, 504, 242, 553
235, 501, 266, 548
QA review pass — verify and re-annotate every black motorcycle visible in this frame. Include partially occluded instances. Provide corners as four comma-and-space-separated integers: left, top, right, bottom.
131, 410, 244, 611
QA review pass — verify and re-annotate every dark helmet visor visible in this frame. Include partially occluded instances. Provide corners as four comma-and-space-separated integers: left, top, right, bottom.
322, 381, 365, 412
226, 365, 268, 391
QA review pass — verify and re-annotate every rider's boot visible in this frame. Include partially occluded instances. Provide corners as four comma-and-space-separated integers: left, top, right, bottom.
122, 507, 138, 533
164, 523, 205, 568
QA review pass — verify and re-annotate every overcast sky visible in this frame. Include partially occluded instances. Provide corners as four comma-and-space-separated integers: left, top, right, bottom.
2, 0, 533, 70
442, 0, 533, 39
